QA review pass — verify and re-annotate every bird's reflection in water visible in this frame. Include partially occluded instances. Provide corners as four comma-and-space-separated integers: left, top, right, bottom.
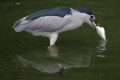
16, 45, 91, 73
16, 39, 106, 73
97, 40, 106, 52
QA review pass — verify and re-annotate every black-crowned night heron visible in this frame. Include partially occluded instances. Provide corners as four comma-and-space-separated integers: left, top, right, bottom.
13, 6, 106, 46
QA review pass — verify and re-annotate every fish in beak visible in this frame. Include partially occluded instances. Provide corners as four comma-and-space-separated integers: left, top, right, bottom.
90, 15, 106, 41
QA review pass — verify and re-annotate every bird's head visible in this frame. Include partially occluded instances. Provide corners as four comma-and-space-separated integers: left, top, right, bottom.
76, 8, 106, 41
89, 15, 106, 41
89, 15, 99, 30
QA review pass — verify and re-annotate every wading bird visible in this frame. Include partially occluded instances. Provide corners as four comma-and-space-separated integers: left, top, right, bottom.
13, 6, 106, 46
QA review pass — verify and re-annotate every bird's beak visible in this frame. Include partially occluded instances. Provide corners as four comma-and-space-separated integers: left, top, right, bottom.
90, 18, 106, 41
90, 17, 99, 31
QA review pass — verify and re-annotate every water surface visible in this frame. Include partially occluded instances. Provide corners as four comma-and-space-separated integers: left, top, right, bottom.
0, 0, 120, 80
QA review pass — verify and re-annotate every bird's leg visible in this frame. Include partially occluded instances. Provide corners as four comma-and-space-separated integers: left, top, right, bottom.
47, 33, 59, 57
50, 33, 58, 46
47, 45, 59, 57
47, 33, 58, 51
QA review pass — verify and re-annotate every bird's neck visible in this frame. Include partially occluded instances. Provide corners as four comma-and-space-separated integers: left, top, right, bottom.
71, 9, 90, 23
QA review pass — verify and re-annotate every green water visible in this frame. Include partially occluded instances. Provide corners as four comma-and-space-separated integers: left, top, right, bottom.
0, 0, 120, 80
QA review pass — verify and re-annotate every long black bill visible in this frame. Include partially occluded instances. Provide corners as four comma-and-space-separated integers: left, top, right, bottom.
93, 19, 99, 26
90, 18, 99, 31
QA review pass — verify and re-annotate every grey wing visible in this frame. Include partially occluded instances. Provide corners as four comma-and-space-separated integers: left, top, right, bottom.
25, 15, 71, 32
26, 6, 71, 20
13, 7, 72, 32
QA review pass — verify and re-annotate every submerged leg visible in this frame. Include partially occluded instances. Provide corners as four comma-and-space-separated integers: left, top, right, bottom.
47, 33, 58, 54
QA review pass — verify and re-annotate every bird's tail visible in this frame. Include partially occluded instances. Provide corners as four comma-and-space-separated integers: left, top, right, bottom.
13, 19, 22, 27
13, 17, 29, 32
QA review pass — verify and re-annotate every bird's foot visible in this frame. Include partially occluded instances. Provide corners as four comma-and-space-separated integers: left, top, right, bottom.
47, 45, 59, 57
48, 45, 63, 51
